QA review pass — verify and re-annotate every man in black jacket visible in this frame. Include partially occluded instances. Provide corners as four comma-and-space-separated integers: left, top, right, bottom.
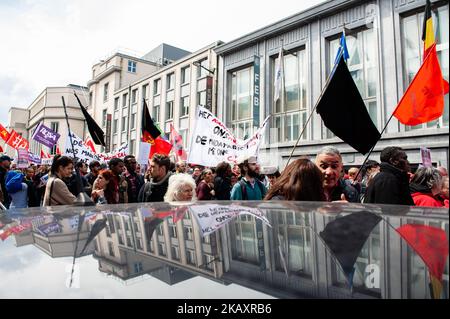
124, 155, 144, 203
364, 146, 414, 206
138, 154, 172, 202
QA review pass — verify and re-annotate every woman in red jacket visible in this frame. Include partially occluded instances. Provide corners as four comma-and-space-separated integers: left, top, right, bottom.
409, 167, 444, 207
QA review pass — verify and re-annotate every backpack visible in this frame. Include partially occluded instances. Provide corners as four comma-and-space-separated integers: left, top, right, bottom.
5, 171, 24, 194
238, 179, 265, 200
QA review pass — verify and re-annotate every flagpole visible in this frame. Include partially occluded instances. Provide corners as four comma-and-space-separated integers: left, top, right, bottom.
352, 112, 395, 184
285, 51, 343, 167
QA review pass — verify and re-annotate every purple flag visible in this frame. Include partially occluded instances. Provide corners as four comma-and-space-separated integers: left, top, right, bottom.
28, 152, 41, 164
31, 122, 60, 149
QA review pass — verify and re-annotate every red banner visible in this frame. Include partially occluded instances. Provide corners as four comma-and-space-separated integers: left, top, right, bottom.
5, 129, 29, 150
0, 123, 10, 142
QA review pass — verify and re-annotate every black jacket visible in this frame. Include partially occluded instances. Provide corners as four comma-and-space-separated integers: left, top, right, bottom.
330, 179, 360, 202
364, 163, 414, 206
125, 173, 145, 203
214, 176, 231, 200
0, 166, 10, 208
138, 172, 172, 203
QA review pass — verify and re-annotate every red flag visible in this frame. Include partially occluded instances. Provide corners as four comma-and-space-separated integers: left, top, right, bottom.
55, 145, 61, 155
5, 129, 29, 150
40, 150, 49, 159
170, 124, 187, 161
393, 44, 449, 126
0, 144, 3, 153
396, 224, 449, 298
149, 137, 172, 159
84, 137, 97, 154
0, 124, 10, 142
0, 229, 13, 241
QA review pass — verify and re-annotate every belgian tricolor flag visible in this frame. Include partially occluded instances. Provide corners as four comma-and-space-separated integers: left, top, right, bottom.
422, 0, 435, 59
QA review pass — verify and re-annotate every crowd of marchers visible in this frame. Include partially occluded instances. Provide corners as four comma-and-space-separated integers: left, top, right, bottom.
0, 145, 448, 209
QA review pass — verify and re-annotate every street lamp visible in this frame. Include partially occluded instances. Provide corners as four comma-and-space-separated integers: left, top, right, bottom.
193, 60, 215, 74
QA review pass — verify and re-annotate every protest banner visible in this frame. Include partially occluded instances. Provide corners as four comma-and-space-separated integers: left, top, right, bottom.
6, 129, 29, 150
37, 222, 61, 236
28, 152, 41, 165
188, 106, 269, 167
64, 132, 101, 163
189, 204, 271, 236
420, 147, 432, 167
17, 148, 29, 168
98, 143, 129, 162
137, 142, 151, 165
31, 122, 60, 149
41, 158, 53, 165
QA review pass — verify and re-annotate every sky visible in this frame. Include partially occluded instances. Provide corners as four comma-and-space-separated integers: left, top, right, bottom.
0, 0, 326, 125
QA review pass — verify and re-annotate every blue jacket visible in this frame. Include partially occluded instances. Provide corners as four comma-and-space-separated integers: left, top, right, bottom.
231, 178, 267, 200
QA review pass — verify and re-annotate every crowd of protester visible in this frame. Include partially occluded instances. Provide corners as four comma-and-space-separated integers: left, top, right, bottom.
0, 145, 449, 209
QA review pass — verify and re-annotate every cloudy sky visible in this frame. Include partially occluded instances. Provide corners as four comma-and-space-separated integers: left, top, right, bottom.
0, 0, 325, 125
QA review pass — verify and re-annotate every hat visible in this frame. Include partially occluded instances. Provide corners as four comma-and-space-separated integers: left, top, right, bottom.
261, 166, 278, 175
0, 155, 13, 162
237, 155, 258, 165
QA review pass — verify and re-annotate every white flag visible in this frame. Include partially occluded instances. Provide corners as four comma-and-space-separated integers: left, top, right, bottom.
274, 47, 284, 102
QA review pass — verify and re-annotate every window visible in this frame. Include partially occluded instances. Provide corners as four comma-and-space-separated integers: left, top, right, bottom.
158, 243, 166, 256
153, 104, 160, 124
325, 28, 378, 138
180, 129, 188, 149
132, 89, 138, 104
197, 91, 206, 106
167, 73, 175, 90
197, 59, 209, 78
153, 79, 161, 95
114, 97, 120, 111
184, 226, 193, 240
113, 119, 118, 134
231, 220, 258, 264
134, 262, 143, 273
102, 109, 107, 127
180, 96, 189, 117
402, 5, 449, 129
230, 67, 253, 140
169, 225, 177, 238
142, 84, 148, 101
128, 60, 137, 73
272, 49, 308, 143
130, 139, 135, 155
171, 246, 180, 260
103, 83, 109, 102
122, 94, 128, 108
130, 113, 136, 130
108, 242, 115, 257
186, 250, 196, 265
181, 66, 190, 84
121, 116, 127, 132
166, 101, 174, 120
202, 254, 214, 271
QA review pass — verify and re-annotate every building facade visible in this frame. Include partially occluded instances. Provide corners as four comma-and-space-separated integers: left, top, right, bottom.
214, 0, 449, 169
107, 42, 222, 156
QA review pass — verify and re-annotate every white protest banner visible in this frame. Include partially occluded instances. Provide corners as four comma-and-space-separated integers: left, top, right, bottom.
64, 132, 101, 163
188, 106, 269, 167
137, 142, 151, 165
98, 143, 129, 162
41, 158, 53, 166
190, 204, 271, 237
420, 147, 432, 167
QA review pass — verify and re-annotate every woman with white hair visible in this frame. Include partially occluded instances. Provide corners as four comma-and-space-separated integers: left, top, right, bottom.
164, 173, 197, 202
409, 166, 443, 207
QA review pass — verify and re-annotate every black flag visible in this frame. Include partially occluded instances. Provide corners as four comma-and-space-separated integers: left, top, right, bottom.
316, 55, 381, 154
319, 211, 382, 287
79, 218, 107, 256
74, 92, 106, 146
142, 99, 161, 140
143, 217, 164, 244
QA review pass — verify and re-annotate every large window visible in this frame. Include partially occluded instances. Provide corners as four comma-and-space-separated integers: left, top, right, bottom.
401, 4, 449, 129
197, 59, 209, 78
325, 28, 378, 138
166, 101, 174, 120
114, 97, 119, 111
167, 73, 175, 90
121, 116, 127, 132
122, 93, 128, 108
181, 66, 190, 84
153, 104, 160, 125
113, 119, 118, 134
230, 217, 258, 264
153, 79, 161, 95
102, 109, 107, 127
180, 96, 189, 117
230, 67, 253, 140
103, 83, 109, 102
132, 89, 138, 104
128, 60, 137, 73
272, 49, 308, 143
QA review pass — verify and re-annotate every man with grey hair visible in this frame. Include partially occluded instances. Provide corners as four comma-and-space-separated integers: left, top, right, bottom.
314, 146, 359, 202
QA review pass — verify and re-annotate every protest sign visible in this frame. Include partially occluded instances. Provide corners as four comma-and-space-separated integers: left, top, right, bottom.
64, 132, 101, 163
31, 122, 60, 149
98, 143, 129, 162
28, 152, 41, 165
17, 148, 29, 168
189, 204, 271, 236
37, 222, 61, 236
137, 142, 151, 165
188, 106, 269, 167
420, 147, 432, 167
